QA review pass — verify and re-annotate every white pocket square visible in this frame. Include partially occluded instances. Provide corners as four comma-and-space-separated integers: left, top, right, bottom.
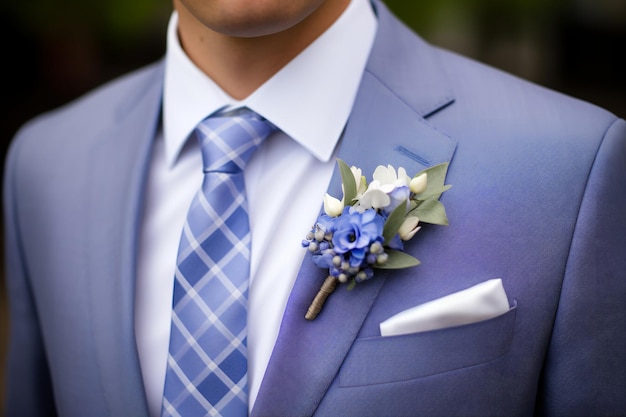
379, 279, 510, 337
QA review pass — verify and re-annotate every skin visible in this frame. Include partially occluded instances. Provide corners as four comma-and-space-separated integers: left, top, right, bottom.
173, 0, 351, 99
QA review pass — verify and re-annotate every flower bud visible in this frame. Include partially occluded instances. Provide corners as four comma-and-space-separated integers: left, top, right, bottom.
351, 166, 367, 196
323, 193, 344, 217
369, 241, 383, 254
398, 216, 420, 241
410, 173, 428, 194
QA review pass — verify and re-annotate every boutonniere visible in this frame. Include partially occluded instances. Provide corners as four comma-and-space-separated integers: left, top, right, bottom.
302, 159, 451, 320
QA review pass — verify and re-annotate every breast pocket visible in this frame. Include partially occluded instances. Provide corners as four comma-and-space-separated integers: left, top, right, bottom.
339, 301, 517, 387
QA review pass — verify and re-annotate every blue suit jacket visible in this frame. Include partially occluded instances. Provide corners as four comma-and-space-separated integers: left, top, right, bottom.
4, 2, 626, 416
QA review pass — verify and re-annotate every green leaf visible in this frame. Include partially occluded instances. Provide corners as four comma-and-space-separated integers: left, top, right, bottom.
347, 279, 356, 291
414, 184, 452, 202
414, 162, 451, 200
382, 200, 408, 244
338, 159, 357, 206
375, 249, 421, 269
410, 198, 449, 226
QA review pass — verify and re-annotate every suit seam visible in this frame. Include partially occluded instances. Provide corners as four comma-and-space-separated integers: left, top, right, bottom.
543, 115, 621, 360
557, 116, 620, 308
533, 115, 622, 414
339, 350, 512, 388
4, 133, 60, 415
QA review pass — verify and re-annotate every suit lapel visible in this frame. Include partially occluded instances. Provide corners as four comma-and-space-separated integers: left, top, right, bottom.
86, 63, 164, 416
252, 2, 456, 416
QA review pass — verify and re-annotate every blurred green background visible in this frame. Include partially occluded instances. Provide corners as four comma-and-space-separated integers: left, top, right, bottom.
1, 0, 625, 411
1, 0, 625, 149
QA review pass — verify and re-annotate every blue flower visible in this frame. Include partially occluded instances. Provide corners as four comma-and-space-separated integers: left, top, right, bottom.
315, 213, 336, 234
312, 250, 334, 269
386, 185, 410, 214
303, 160, 451, 320
331, 207, 384, 267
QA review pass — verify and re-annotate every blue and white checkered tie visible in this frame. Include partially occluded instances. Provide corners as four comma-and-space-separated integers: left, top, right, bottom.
162, 109, 276, 417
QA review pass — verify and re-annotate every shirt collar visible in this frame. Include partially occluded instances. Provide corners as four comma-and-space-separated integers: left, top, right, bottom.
163, 0, 377, 167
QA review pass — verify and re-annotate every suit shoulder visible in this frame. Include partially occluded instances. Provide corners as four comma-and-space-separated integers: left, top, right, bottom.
5, 61, 163, 176
432, 46, 618, 134
12, 60, 164, 147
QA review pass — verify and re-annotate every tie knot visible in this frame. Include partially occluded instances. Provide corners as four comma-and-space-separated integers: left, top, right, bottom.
195, 110, 276, 173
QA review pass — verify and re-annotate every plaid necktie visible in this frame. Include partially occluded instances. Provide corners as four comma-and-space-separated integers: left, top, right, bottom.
162, 109, 276, 417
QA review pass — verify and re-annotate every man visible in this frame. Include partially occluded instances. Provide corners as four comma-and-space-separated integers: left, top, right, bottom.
4, 0, 625, 416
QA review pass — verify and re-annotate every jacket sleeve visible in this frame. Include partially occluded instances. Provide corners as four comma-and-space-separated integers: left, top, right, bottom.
3, 134, 58, 417
536, 118, 626, 416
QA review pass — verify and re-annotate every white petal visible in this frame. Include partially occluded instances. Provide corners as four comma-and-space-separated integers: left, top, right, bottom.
373, 165, 395, 184
399, 216, 420, 240
358, 189, 390, 210
397, 167, 411, 186
350, 166, 362, 184
356, 175, 368, 196
351, 166, 367, 196
402, 226, 421, 241
366, 180, 382, 191
323, 193, 344, 217
410, 173, 428, 194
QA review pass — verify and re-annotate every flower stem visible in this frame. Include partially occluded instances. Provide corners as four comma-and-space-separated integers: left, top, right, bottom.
305, 275, 338, 320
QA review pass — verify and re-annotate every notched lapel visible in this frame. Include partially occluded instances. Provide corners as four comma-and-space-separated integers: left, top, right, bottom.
253, 5, 457, 415
86, 63, 164, 416
253, 1, 461, 413
253, 77, 456, 416
332, 71, 456, 195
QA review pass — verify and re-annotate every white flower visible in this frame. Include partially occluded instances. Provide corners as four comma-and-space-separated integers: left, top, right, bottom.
356, 186, 390, 210
323, 193, 344, 217
372, 165, 411, 192
351, 166, 367, 197
356, 165, 411, 211
410, 173, 428, 194
398, 216, 421, 241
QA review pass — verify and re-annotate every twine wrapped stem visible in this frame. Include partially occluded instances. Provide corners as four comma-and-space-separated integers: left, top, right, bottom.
305, 275, 338, 320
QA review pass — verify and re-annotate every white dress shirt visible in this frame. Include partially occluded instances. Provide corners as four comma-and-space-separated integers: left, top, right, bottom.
135, 1, 377, 415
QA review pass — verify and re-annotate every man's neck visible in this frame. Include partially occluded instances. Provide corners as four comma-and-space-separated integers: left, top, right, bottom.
175, 0, 351, 100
